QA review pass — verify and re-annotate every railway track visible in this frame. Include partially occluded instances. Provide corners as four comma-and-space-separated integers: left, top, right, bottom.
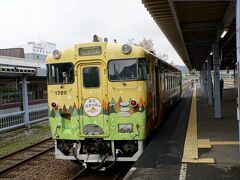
0, 137, 54, 177
71, 162, 133, 180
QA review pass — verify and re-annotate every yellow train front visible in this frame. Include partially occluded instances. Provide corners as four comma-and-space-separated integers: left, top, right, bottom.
46, 39, 181, 169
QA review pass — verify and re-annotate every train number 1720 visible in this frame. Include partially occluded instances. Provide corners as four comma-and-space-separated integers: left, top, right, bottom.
55, 91, 67, 95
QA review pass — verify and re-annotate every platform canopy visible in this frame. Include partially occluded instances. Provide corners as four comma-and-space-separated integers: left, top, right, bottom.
142, 0, 236, 70
0, 55, 46, 77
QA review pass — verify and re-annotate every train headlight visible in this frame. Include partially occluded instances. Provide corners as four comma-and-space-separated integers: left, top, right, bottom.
52, 50, 61, 59
121, 44, 132, 54
118, 124, 133, 133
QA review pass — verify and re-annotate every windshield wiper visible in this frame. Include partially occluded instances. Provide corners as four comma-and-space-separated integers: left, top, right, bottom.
115, 70, 126, 86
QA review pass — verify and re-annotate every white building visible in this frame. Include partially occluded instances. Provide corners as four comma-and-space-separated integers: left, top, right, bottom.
16, 41, 56, 61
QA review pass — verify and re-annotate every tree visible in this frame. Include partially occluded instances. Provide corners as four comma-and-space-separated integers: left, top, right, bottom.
72, 103, 78, 117
109, 97, 116, 114
78, 104, 83, 116
157, 53, 169, 62
138, 38, 155, 53
128, 37, 135, 45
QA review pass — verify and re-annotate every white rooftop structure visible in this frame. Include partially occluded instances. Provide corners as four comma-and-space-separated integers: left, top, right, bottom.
16, 41, 56, 61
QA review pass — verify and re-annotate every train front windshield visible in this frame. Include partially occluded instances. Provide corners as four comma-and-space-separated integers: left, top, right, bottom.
108, 59, 148, 81
47, 63, 74, 84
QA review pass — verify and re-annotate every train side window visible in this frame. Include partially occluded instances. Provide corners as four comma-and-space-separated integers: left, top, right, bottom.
168, 75, 171, 89
170, 76, 171, 89
170, 76, 172, 89
165, 75, 168, 90
162, 74, 165, 90
138, 59, 148, 80
165, 75, 167, 90
172, 76, 174, 88
167, 75, 169, 90
173, 76, 175, 88
83, 67, 100, 88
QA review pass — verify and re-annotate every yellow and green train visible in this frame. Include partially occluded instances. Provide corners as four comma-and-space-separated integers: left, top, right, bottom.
46, 37, 181, 169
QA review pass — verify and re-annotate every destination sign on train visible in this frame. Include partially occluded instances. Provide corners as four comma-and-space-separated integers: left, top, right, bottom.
78, 46, 102, 56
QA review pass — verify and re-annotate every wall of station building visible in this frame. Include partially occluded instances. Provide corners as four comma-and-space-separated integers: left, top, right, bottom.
0, 77, 47, 110
0, 41, 53, 113
24, 53, 47, 61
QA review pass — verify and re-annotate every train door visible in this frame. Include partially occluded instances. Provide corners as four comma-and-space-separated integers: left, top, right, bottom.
78, 62, 109, 137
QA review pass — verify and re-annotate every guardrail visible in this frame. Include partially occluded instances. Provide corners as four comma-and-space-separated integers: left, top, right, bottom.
0, 107, 48, 133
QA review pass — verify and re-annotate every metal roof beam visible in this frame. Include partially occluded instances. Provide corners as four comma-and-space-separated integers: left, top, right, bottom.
181, 21, 220, 31
148, 9, 170, 12
168, 0, 191, 69
154, 14, 173, 17
221, 31, 236, 49
186, 43, 210, 46
146, 5, 170, 9
155, 17, 173, 20
215, 1, 235, 43
142, 0, 168, 4
224, 48, 235, 57
185, 38, 214, 45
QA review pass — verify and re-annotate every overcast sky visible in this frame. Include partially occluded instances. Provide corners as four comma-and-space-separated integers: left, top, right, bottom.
0, 0, 185, 65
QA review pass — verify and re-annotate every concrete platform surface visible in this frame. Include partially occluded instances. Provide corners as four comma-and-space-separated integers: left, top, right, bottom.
125, 85, 240, 180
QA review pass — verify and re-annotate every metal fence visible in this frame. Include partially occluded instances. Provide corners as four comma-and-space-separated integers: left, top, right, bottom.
0, 107, 48, 133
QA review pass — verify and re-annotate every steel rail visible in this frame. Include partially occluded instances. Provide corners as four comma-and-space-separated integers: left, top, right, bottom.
0, 138, 54, 176
0, 137, 52, 161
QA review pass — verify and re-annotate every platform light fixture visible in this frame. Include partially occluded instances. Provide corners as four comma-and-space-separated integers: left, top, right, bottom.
210, 52, 213, 55
220, 28, 228, 38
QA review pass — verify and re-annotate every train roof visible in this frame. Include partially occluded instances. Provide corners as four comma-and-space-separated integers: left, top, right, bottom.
46, 42, 181, 73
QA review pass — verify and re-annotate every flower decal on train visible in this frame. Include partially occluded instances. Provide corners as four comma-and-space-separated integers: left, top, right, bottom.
49, 97, 145, 118
83, 97, 102, 116
119, 101, 130, 117
109, 97, 145, 115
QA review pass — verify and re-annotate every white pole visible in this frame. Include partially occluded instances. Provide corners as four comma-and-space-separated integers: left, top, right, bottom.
22, 76, 29, 126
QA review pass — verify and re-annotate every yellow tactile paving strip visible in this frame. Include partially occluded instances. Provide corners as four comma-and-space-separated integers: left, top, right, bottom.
182, 84, 198, 160
211, 141, 240, 145
183, 158, 215, 163
198, 139, 211, 148
182, 85, 214, 163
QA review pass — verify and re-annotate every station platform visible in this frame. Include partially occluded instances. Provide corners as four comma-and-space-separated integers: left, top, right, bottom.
125, 84, 240, 180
